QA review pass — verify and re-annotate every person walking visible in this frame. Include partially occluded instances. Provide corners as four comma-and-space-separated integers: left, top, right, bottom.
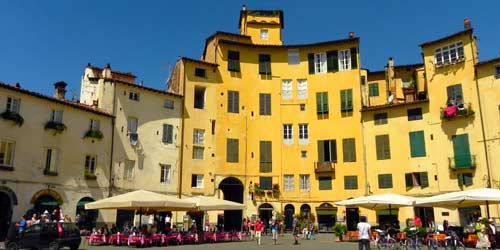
487, 218, 496, 249
255, 218, 263, 245
357, 216, 372, 250
292, 221, 300, 245
271, 220, 279, 245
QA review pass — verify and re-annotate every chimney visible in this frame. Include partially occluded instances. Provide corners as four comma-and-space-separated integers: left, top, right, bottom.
14, 83, 21, 88
242, 4, 246, 11
348, 32, 355, 39
464, 18, 471, 30
53, 81, 67, 100
386, 57, 396, 102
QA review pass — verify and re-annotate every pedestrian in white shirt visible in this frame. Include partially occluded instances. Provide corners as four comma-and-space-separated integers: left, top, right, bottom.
357, 216, 372, 250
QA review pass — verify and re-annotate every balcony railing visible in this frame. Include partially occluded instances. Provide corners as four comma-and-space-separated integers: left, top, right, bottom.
441, 103, 474, 120
315, 161, 335, 173
448, 154, 476, 169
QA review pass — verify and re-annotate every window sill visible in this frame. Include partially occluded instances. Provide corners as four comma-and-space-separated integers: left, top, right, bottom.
0, 165, 14, 171
43, 170, 58, 176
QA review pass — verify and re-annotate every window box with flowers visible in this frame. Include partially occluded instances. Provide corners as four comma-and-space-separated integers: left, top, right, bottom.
84, 170, 97, 180
44, 121, 67, 134
1, 110, 24, 126
84, 129, 104, 140
272, 183, 280, 196
254, 183, 265, 196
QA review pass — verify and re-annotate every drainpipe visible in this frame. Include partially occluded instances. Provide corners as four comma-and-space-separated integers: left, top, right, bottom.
178, 61, 186, 198
108, 81, 117, 197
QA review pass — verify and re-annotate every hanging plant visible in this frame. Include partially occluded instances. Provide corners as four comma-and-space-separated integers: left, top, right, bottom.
1, 110, 24, 126
84, 129, 104, 140
44, 121, 67, 133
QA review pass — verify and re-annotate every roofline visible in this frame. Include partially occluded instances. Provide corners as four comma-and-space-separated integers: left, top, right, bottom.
202, 31, 251, 60
419, 29, 473, 47
218, 37, 359, 49
180, 57, 219, 67
88, 66, 137, 78
395, 63, 424, 69
0, 82, 114, 117
361, 99, 429, 112
239, 9, 284, 29
103, 78, 183, 98
475, 56, 500, 67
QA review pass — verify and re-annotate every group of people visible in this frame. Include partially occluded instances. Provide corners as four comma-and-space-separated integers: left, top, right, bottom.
241, 217, 283, 245
475, 218, 497, 249
16, 208, 72, 233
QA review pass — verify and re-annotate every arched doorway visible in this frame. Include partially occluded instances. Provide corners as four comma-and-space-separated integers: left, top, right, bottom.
258, 203, 274, 233
76, 197, 98, 231
0, 186, 16, 241
316, 203, 337, 233
30, 189, 63, 215
284, 204, 295, 230
300, 204, 311, 219
219, 177, 243, 231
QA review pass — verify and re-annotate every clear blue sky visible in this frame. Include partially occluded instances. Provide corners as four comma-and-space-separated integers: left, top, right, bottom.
1, 1, 499, 97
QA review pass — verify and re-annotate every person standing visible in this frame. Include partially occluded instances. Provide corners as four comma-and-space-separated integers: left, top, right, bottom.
487, 218, 496, 249
255, 218, 263, 245
164, 214, 171, 230
357, 216, 372, 250
16, 215, 27, 233
292, 222, 300, 245
271, 220, 279, 245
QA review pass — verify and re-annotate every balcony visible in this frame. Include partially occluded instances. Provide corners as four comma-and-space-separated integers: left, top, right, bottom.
129, 132, 139, 146
315, 161, 335, 173
441, 103, 474, 120
448, 154, 476, 169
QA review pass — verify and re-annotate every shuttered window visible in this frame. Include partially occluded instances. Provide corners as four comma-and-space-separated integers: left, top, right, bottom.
405, 172, 429, 188
317, 140, 337, 163
407, 108, 423, 121
297, 79, 308, 100
162, 124, 173, 143
260, 177, 272, 190
458, 173, 473, 186
228, 50, 240, 72
281, 80, 292, 100
338, 49, 352, 71
374, 113, 388, 125
227, 90, 239, 113
375, 134, 391, 160
340, 89, 353, 113
350, 48, 358, 69
409, 131, 426, 157
344, 176, 358, 190
378, 174, 393, 189
368, 83, 379, 96
226, 138, 239, 163
316, 92, 329, 115
326, 50, 339, 72
318, 176, 332, 190
260, 141, 272, 173
342, 138, 356, 162
259, 93, 271, 115
259, 54, 271, 75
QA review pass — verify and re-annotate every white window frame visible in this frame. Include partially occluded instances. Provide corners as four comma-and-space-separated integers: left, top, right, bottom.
90, 119, 100, 131
124, 160, 135, 181
84, 155, 97, 174
260, 29, 269, 40
129, 91, 140, 101
127, 117, 138, 134
281, 80, 292, 100
0, 140, 15, 167
50, 110, 63, 123
193, 146, 204, 160
6, 97, 20, 113
288, 49, 300, 65
44, 148, 58, 173
298, 123, 309, 145
192, 174, 204, 188
314, 53, 327, 74
297, 79, 308, 100
435, 42, 464, 66
283, 124, 293, 145
338, 49, 352, 71
160, 164, 171, 184
299, 174, 310, 191
193, 129, 205, 145
284, 175, 294, 191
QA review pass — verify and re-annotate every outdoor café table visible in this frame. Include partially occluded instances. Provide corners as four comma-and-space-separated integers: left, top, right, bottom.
215, 231, 231, 242
165, 232, 182, 245
127, 234, 151, 246
203, 232, 216, 242
108, 233, 128, 245
150, 233, 165, 246
182, 232, 199, 244
88, 233, 107, 245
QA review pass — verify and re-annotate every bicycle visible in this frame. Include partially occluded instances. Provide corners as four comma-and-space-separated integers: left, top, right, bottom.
427, 228, 446, 250
444, 230, 465, 250
401, 227, 423, 250
373, 229, 398, 250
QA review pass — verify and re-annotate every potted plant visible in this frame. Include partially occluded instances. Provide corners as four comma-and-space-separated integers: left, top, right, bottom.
333, 223, 347, 241
1, 110, 24, 126
44, 121, 67, 134
84, 129, 104, 140
254, 183, 264, 196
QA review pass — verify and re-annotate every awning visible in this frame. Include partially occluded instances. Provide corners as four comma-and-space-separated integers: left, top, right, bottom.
316, 210, 337, 215
376, 209, 399, 216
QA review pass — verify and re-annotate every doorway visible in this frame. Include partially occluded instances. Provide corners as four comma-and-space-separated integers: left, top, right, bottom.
0, 191, 13, 241
316, 203, 336, 232
76, 197, 97, 231
346, 208, 359, 231
258, 203, 273, 234
219, 177, 244, 231
284, 204, 295, 230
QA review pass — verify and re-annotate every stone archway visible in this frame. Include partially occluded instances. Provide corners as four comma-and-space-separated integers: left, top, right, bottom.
30, 189, 63, 215
258, 203, 274, 230
219, 177, 244, 231
300, 204, 311, 219
76, 197, 97, 230
0, 186, 16, 241
284, 204, 295, 230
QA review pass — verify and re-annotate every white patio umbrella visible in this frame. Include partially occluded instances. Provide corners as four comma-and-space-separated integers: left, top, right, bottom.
415, 188, 500, 217
185, 196, 245, 211
335, 193, 419, 215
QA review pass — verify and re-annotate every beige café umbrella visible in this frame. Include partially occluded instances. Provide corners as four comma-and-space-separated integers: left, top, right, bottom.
335, 193, 420, 215
185, 196, 245, 211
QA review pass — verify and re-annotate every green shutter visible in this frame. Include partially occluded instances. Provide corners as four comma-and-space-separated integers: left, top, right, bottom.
319, 177, 332, 190
260, 141, 272, 172
342, 138, 356, 162
464, 174, 473, 186
369, 83, 379, 97
318, 140, 325, 162
378, 174, 393, 189
340, 89, 353, 112
453, 134, 472, 168
227, 139, 239, 163
344, 176, 358, 190
420, 172, 429, 187
405, 173, 413, 188
350, 48, 358, 69
259, 54, 271, 75
327, 50, 338, 72
308, 53, 315, 74
260, 93, 271, 115
376, 135, 390, 160
228, 51, 240, 72
316, 92, 328, 114
409, 131, 426, 157
331, 140, 338, 163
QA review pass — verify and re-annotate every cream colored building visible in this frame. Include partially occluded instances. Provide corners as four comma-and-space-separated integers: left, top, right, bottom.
0, 81, 113, 239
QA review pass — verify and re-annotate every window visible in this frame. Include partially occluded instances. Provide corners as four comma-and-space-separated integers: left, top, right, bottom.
162, 124, 173, 143
342, 138, 356, 162
368, 83, 379, 97
378, 174, 393, 189
300, 104, 306, 111
127, 117, 138, 133
44, 148, 58, 174
124, 160, 135, 181
281, 80, 292, 100
301, 151, 307, 158
259, 93, 271, 115
338, 49, 352, 71
495, 66, 500, 78
313, 53, 327, 74
407, 108, 423, 121
90, 119, 100, 131
375, 135, 391, 160
84, 155, 97, 174
50, 110, 63, 123
297, 79, 308, 99
446, 84, 463, 106
0, 140, 15, 167
160, 164, 171, 184
6, 97, 20, 113
193, 129, 205, 145
260, 29, 268, 40
405, 172, 429, 188
260, 177, 272, 190
226, 138, 239, 163
259, 54, 271, 75
360, 76, 366, 85
435, 42, 464, 66
164, 99, 174, 109
227, 90, 239, 113
409, 131, 426, 157
228, 50, 240, 72
344, 176, 358, 190
374, 113, 388, 125
192, 146, 204, 160
298, 123, 309, 145
340, 89, 353, 113
129, 92, 140, 101
458, 173, 473, 186
283, 124, 293, 144
259, 141, 272, 173
316, 92, 329, 115
288, 50, 299, 65
318, 140, 337, 163
284, 175, 294, 191
195, 68, 206, 78
402, 78, 414, 88
299, 175, 310, 191
191, 174, 203, 188
318, 176, 332, 190
194, 86, 206, 109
